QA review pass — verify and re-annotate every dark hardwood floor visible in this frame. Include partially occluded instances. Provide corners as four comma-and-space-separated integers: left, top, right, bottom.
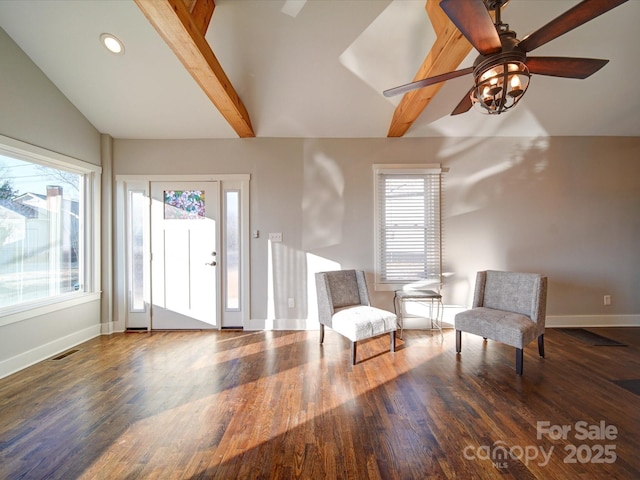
1, 327, 639, 479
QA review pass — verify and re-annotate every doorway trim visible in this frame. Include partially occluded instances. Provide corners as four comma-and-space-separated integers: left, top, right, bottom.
114, 174, 250, 332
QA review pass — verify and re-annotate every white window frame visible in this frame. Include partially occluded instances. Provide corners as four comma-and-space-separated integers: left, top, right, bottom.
373, 164, 442, 292
0, 135, 102, 327
221, 180, 247, 327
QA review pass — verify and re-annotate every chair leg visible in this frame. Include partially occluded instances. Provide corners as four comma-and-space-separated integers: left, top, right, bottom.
319, 324, 324, 344
455, 330, 462, 353
390, 331, 396, 353
351, 341, 357, 365
538, 334, 545, 358
393, 294, 403, 339
516, 348, 523, 375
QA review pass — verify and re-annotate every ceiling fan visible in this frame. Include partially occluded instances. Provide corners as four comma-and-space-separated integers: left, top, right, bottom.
383, 0, 628, 115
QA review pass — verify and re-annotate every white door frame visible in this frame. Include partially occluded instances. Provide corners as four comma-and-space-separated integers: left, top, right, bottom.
114, 174, 250, 332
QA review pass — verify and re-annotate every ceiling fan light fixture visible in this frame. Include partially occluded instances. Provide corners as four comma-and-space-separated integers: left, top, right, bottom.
471, 52, 529, 114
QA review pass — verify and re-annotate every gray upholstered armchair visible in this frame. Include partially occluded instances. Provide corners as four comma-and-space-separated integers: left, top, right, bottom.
455, 270, 547, 375
315, 270, 397, 365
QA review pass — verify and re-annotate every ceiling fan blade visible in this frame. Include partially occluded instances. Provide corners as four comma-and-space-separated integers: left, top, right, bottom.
439, 0, 502, 55
451, 88, 474, 116
526, 56, 609, 79
518, 0, 628, 53
383, 67, 474, 98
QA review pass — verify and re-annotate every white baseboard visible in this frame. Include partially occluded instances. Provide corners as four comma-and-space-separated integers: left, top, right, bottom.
438, 307, 640, 329
242, 311, 640, 333
100, 321, 123, 335
546, 314, 640, 328
244, 318, 266, 331
245, 318, 319, 331
0, 324, 102, 380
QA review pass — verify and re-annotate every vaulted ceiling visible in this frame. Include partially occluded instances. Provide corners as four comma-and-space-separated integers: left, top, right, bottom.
0, 0, 638, 139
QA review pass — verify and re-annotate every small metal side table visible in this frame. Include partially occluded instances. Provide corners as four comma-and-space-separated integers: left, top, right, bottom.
393, 289, 443, 339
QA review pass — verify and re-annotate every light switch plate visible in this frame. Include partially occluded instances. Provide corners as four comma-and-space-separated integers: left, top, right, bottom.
269, 232, 283, 242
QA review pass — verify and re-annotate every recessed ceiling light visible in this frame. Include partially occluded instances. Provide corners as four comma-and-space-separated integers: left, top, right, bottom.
100, 33, 125, 55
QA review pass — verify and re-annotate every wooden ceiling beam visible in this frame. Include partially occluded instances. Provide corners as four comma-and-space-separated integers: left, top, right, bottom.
135, 0, 255, 138
186, 0, 215, 35
387, 0, 473, 137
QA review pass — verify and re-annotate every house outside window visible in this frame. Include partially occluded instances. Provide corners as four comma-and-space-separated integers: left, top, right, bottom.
373, 164, 442, 291
0, 139, 100, 312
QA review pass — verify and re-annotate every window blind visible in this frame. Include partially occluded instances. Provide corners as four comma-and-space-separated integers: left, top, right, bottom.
376, 172, 441, 284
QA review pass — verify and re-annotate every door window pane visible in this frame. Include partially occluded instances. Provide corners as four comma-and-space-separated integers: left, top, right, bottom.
129, 190, 146, 312
164, 190, 205, 219
225, 190, 240, 311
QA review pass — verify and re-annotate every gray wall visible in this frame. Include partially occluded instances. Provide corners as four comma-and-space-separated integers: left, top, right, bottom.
114, 136, 640, 326
0, 27, 102, 377
0, 28, 100, 165
442, 136, 640, 318
2, 18, 639, 379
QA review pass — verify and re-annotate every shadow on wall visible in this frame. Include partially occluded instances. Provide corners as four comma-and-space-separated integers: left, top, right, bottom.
268, 138, 401, 325
268, 241, 308, 321
302, 144, 345, 252
502, 138, 640, 315
265, 143, 348, 326
443, 136, 640, 316
443, 136, 551, 307
267, 241, 340, 327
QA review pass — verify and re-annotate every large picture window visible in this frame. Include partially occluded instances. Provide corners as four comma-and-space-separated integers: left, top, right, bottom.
374, 164, 442, 289
0, 137, 100, 314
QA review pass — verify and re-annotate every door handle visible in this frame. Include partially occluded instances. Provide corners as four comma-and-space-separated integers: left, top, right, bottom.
206, 251, 217, 266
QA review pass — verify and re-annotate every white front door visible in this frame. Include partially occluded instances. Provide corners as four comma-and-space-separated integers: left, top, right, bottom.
150, 181, 219, 329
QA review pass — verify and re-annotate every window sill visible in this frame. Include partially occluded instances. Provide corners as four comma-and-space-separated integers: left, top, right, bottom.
375, 283, 404, 292
0, 292, 102, 328
375, 280, 442, 292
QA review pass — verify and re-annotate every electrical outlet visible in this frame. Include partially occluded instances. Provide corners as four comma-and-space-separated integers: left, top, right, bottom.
269, 232, 283, 243
288, 298, 295, 308
604, 295, 611, 306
